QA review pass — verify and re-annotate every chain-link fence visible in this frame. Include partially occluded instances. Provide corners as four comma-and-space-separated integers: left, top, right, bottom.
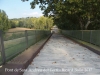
0, 30, 51, 65
0, 53, 2, 65
61, 30, 100, 46
0, 52, 2, 64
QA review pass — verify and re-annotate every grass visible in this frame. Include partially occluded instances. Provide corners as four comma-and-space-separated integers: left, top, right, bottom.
8, 27, 34, 32
4, 31, 25, 41
5, 41, 26, 61
4, 37, 26, 49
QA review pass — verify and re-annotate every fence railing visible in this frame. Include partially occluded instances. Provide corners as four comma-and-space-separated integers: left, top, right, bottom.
61, 30, 100, 47
0, 30, 51, 65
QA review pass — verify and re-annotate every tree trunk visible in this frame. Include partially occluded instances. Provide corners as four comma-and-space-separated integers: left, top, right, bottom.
85, 20, 91, 30
79, 21, 84, 30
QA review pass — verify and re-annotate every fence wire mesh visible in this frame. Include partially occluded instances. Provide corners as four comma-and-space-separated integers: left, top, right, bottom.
4, 31, 26, 61
0, 30, 51, 65
0, 52, 2, 64
62, 30, 100, 47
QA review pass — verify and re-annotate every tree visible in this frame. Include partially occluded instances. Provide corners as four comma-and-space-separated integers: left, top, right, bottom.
22, 0, 100, 30
25, 18, 34, 28
0, 9, 10, 31
13, 16, 53, 29
33, 16, 53, 29
9, 20, 16, 28
18, 21, 24, 27
46, 17, 54, 29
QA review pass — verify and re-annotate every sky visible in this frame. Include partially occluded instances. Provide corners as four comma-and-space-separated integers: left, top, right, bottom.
0, 0, 43, 19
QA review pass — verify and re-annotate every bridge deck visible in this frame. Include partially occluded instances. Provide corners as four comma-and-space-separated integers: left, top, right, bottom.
23, 34, 100, 75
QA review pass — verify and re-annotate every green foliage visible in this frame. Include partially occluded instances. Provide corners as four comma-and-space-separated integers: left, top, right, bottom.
18, 21, 24, 27
0, 9, 10, 31
22, 0, 100, 30
9, 20, 16, 28
25, 18, 34, 28
34, 16, 53, 29
11, 16, 53, 30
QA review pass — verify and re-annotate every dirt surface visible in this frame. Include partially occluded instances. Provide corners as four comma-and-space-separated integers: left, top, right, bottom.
8, 27, 34, 32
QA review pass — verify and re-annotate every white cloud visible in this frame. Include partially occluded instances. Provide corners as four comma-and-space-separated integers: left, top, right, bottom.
22, 12, 43, 17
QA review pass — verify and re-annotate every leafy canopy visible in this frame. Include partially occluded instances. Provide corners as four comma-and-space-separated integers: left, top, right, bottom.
22, 0, 100, 30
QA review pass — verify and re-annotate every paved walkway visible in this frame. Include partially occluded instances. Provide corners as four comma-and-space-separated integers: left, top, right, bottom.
23, 34, 100, 75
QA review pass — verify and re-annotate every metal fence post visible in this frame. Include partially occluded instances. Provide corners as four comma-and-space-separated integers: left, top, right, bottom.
90, 30, 92, 43
35, 30, 37, 43
82, 31, 83, 40
0, 30, 6, 65
25, 30, 28, 49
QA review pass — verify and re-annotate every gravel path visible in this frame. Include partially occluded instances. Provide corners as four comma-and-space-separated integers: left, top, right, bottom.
23, 34, 100, 75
